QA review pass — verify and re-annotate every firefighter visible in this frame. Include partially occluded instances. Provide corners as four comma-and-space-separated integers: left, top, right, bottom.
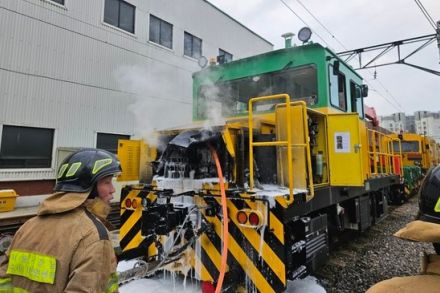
367, 165, 440, 293
0, 148, 121, 293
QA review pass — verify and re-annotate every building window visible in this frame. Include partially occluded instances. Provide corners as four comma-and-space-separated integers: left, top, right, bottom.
184, 32, 202, 59
0, 125, 54, 168
104, 0, 135, 34
96, 133, 130, 154
49, 0, 65, 5
218, 49, 233, 64
149, 15, 173, 49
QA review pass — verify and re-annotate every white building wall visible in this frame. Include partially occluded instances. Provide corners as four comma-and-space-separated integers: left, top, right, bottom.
423, 117, 440, 143
379, 116, 404, 133
0, 0, 273, 181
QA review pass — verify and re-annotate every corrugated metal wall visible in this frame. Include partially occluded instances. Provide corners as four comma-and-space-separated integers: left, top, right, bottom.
0, 0, 273, 182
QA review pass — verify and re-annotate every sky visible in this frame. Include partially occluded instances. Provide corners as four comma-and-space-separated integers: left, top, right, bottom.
208, 0, 440, 116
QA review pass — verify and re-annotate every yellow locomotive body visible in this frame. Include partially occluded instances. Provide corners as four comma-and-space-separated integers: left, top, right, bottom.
117, 43, 407, 292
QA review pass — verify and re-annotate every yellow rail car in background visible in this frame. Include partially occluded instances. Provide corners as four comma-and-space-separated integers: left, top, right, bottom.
389, 132, 440, 199
423, 136, 440, 170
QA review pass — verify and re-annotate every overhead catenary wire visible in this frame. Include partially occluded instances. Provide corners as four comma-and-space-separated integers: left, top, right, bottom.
278, 0, 330, 48
366, 80, 405, 113
294, 0, 348, 51
278, 0, 404, 113
365, 65, 405, 113
373, 78, 404, 111
414, 0, 437, 30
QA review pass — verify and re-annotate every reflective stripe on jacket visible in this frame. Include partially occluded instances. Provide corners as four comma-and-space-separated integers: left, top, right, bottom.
0, 192, 118, 293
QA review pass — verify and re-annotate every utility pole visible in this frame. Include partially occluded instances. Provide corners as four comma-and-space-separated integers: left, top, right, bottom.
437, 20, 440, 64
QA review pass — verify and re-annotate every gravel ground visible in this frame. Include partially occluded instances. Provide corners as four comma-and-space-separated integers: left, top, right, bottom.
316, 195, 434, 293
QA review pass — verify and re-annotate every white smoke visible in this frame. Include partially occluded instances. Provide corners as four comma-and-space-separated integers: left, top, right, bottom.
198, 74, 280, 130
114, 63, 192, 147
198, 77, 227, 130
115, 62, 276, 146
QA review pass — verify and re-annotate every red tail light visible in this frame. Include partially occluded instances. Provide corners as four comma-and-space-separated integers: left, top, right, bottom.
249, 212, 260, 226
125, 198, 132, 208
237, 211, 248, 224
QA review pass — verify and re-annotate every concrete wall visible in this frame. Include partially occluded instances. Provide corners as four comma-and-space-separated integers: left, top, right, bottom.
0, 0, 273, 193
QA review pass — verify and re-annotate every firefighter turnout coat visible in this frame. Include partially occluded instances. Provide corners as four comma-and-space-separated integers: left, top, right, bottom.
0, 192, 118, 293
367, 220, 440, 293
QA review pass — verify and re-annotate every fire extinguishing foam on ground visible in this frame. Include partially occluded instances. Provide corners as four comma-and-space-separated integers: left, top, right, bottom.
118, 269, 326, 293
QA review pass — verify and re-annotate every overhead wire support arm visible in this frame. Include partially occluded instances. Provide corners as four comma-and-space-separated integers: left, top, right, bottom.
337, 33, 440, 76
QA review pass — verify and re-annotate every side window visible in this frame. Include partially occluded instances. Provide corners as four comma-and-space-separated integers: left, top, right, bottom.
218, 49, 233, 64
0, 125, 54, 168
96, 133, 130, 154
350, 81, 364, 118
149, 15, 173, 49
329, 65, 347, 111
104, 0, 136, 34
184, 32, 202, 59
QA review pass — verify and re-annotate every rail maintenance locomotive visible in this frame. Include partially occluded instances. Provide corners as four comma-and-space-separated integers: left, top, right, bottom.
115, 29, 436, 292
389, 132, 440, 201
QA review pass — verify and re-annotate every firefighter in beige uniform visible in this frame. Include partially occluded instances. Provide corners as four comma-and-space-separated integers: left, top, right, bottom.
367, 165, 440, 293
0, 149, 121, 293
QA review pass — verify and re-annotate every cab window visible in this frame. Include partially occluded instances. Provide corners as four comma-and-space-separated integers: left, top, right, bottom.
350, 81, 364, 118
393, 141, 420, 152
196, 65, 317, 119
329, 65, 347, 111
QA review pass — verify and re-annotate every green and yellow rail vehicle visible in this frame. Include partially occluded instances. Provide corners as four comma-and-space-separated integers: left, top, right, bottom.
389, 132, 440, 200
117, 36, 404, 292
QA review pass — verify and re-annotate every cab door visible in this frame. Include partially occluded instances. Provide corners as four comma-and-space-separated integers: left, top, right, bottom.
327, 113, 364, 186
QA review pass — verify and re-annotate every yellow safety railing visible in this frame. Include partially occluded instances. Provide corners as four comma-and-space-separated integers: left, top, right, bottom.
394, 138, 404, 176
367, 129, 403, 177
248, 94, 314, 205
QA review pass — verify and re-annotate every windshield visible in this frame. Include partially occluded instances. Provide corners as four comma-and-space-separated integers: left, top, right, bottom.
196, 65, 317, 119
393, 141, 419, 152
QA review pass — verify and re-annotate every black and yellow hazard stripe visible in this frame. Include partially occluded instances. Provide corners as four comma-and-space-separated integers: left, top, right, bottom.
119, 186, 289, 292
193, 248, 214, 282
223, 198, 286, 292
194, 196, 287, 293
119, 187, 145, 252
195, 214, 248, 286
241, 200, 285, 261
197, 233, 219, 282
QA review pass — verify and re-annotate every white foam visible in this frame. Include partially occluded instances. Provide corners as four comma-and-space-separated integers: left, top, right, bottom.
119, 276, 200, 293
118, 263, 326, 292
286, 276, 327, 292
117, 260, 139, 273
252, 184, 307, 208
154, 177, 221, 194
253, 184, 307, 197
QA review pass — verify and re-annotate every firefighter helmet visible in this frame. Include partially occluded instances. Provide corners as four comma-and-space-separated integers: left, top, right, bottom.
54, 148, 122, 193
418, 165, 440, 224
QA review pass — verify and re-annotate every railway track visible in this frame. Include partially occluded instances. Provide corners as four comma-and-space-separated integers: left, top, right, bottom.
316, 195, 434, 293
